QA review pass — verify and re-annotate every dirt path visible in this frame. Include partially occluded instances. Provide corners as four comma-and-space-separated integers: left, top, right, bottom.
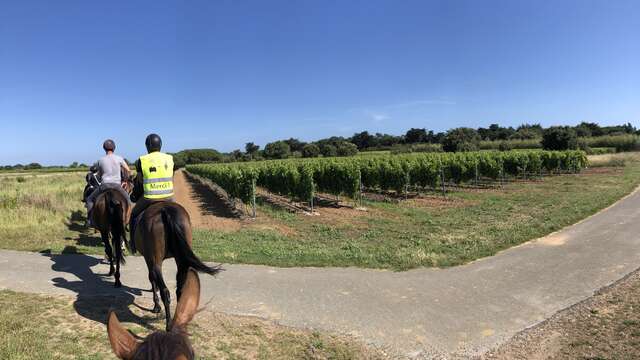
173, 169, 241, 231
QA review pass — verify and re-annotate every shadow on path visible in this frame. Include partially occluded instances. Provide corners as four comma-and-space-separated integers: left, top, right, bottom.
64, 210, 102, 248
41, 248, 156, 331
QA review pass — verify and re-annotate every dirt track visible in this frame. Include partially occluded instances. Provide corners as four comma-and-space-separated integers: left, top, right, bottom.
173, 169, 241, 231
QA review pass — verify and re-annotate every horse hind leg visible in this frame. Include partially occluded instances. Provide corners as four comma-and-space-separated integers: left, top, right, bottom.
112, 234, 123, 288
101, 231, 115, 276
151, 265, 171, 329
148, 268, 161, 314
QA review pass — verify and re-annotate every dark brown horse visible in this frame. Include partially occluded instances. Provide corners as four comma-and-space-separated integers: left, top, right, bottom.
132, 201, 221, 330
107, 269, 200, 360
91, 188, 131, 288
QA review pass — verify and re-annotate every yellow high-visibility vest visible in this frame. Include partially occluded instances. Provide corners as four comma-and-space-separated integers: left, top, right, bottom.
140, 152, 174, 199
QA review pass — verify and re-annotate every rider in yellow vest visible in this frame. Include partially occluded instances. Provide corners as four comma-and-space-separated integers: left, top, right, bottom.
129, 133, 175, 250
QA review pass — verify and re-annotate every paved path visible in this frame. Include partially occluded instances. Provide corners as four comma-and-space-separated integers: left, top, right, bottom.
2, 191, 640, 358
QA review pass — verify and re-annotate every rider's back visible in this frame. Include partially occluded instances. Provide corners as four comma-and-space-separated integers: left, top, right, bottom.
99, 153, 125, 184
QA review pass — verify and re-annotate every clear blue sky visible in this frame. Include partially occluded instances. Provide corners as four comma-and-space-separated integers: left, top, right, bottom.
1, 0, 638, 165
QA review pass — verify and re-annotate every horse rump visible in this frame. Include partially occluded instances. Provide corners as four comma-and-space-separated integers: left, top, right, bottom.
105, 190, 126, 265
160, 205, 222, 276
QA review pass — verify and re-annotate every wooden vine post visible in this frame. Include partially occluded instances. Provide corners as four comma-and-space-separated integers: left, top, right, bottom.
251, 178, 257, 218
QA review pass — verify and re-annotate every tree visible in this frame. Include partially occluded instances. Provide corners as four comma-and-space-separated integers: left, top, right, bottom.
374, 133, 402, 147
320, 144, 337, 157
315, 136, 346, 148
173, 149, 224, 164
478, 124, 515, 141
541, 126, 578, 150
405, 128, 428, 143
245, 142, 260, 155
230, 149, 245, 161
336, 141, 359, 156
432, 132, 446, 144
510, 128, 540, 140
513, 123, 544, 139
69, 162, 79, 168
25, 163, 42, 170
302, 143, 320, 158
575, 122, 602, 137
263, 141, 291, 159
442, 128, 481, 152
283, 138, 306, 152
350, 131, 375, 149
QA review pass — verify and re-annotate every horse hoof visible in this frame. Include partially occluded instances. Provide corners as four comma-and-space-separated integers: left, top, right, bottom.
114, 281, 122, 288
152, 306, 162, 314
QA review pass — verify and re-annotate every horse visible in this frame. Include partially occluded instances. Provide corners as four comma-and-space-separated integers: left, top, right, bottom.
89, 171, 134, 288
91, 187, 131, 288
107, 268, 200, 360
132, 201, 221, 330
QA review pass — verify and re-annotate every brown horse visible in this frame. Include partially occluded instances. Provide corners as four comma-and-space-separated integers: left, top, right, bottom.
91, 188, 131, 288
132, 201, 221, 330
107, 269, 200, 360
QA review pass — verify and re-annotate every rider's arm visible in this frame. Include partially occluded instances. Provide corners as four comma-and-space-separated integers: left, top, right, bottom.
130, 159, 144, 202
121, 159, 131, 173
119, 158, 131, 183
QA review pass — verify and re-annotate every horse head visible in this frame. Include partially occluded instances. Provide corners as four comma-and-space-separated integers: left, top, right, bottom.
107, 269, 200, 360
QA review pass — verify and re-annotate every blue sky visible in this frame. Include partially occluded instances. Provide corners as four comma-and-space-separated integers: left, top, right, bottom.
1, 0, 638, 165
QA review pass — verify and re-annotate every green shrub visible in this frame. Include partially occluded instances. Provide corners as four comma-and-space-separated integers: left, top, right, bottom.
542, 126, 578, 150
336, 142, 359, 157
264, 141, 292, 159
498, 141, 514, 151
302, 143, 320, 158
320, 144, 337, 157
442, 128, 481, 152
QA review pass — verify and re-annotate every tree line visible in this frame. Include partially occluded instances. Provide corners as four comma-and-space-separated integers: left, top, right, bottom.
2, 122, 635, 169
173, 121, 637, 166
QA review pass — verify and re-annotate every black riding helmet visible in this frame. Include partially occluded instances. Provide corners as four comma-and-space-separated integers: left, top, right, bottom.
145, 133, 162, 153
103, 139, 116, 152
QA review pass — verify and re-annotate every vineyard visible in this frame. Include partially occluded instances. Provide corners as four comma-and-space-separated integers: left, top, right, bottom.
186, 150, 588, 213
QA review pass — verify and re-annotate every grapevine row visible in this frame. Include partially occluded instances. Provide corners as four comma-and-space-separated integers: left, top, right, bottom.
186, 150, 588, 204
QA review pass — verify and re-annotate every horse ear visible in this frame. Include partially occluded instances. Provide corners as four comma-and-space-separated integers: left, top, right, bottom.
172, 269, 201, 329
107, 311, 139, 359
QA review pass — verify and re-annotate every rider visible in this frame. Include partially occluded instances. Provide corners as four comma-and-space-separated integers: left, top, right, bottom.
129, 133, 175, 250
83, 164, 101, 202
85, 139, 132, 225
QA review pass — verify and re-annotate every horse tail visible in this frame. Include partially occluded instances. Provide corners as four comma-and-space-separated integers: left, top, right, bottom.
106, 190, 126, 265
161, 206, 222, 276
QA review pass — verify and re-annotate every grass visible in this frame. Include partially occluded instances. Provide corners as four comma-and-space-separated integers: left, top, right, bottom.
0, 172, 101, 254
2, 156, 640, 270
0, 290, 382, 360
587, 152, 640, 167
